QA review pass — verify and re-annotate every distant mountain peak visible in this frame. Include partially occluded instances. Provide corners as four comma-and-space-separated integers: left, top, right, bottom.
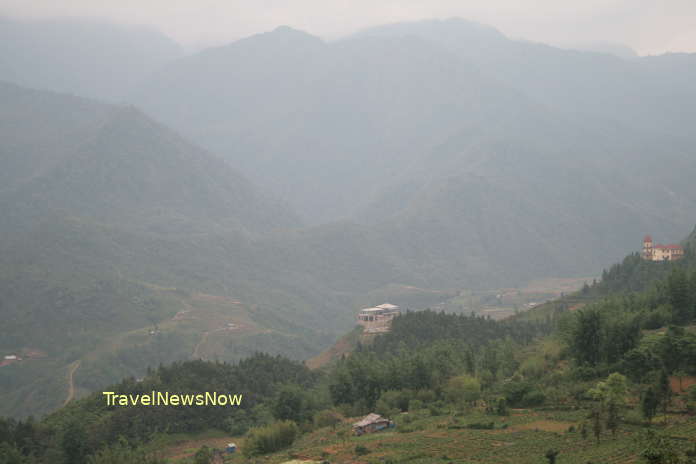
271, 24, 309, 35
250, 24, 324, 45
562, 41, 638, 59
355, 17, 506, 42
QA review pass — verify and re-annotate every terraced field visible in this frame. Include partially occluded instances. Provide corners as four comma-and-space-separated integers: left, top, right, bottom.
248, 409, 696, 464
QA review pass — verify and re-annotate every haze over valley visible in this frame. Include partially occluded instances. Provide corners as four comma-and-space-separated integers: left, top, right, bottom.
1, 10, 696, 430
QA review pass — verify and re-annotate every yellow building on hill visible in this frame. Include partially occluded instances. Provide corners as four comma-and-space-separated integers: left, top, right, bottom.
642, 235, 684, 261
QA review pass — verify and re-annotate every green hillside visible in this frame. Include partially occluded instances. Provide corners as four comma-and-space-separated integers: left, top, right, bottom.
3, 230, 696, 462
0, 83, 329, 418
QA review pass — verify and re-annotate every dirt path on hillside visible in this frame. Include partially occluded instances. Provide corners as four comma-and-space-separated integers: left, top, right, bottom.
63, 360, 81, 407
191, 326, 232, 360
192, 331, 211, 359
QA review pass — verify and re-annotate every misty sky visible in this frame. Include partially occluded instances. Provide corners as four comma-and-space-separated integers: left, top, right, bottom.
2, 0, 696, 55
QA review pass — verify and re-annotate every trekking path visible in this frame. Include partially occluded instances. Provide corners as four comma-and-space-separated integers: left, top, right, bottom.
63, 360, 81, 406
192, 330, 211, 359
192, 327, 228, 360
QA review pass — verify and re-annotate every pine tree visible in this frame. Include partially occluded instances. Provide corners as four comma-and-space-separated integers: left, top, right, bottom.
668, 268, 691, 324
658, 370, 672, 414
590, 407, 603, 444
641, 387, 659, 424
545, 449, 559, 464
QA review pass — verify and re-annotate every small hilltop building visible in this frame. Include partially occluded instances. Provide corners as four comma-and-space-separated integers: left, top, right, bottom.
642, 235, 684, 261
357, 303, 400, 333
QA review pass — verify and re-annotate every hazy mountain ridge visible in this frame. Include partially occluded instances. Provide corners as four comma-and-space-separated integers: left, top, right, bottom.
130, 20, 696, 288
132, 26, 537, 223
0, 82, 300, 236
0, 16, 182, 101
357, 18, 696, 137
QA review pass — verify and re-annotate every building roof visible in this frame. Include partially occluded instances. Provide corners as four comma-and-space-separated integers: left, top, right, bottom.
353, 413, 387, 427
655, 244, 683, 250
360, 307, 385, 313
644, 235, 653, 242
360, 303, 400, 313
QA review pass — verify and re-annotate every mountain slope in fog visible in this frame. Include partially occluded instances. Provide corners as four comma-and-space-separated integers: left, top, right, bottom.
132, 21, 696, 284
0, 83, 329, 417
0, 17, 182, 101
0, 81, 299, 236
357, 18, 696, 137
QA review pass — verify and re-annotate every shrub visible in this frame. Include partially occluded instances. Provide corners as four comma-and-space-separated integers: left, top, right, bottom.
502, 381, 545, 407
520, 356, 546, 378
686, 401, 695, 415
688, 385, 696, 402
545, 448, 559, 464
428, 405, 442, 416
314, 409, 342, 429
496, 397, 509, 416
572, 366, 601, 381
354, 445, 369, 456
444, 375, 481, 406
193, 446, 214, 464
86, 440, 165, 464
243, 420, 299, 457
408, 399, 424, 411
378, 390, 411, 412
415, 389, 437, 403
521, 390, 546, 407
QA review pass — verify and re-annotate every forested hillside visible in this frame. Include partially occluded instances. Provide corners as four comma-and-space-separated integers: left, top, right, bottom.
0, 83, 327, 418
3, 235, 696, 463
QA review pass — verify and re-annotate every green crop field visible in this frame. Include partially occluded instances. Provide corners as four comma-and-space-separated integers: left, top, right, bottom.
159, 407, 696, 463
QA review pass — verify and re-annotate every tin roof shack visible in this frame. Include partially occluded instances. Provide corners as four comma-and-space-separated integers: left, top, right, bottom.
352, 413, 394, 436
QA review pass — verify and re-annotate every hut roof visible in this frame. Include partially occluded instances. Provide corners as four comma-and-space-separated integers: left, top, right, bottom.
353, 413, 386, 428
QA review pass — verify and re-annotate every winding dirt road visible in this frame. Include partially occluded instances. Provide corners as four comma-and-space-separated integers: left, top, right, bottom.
63, 360, 81, 407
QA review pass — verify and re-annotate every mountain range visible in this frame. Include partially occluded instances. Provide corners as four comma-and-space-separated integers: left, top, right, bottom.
132, 19, 696, 283
1, 16, 696, 417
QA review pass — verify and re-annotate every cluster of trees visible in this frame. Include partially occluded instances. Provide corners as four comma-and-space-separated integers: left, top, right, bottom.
565, 265, 696, 382
586, 373, 628, 442
592, 253, 681, 296
370, 310, 551, 354
242, 420, 299, 457
0, 354, 318, 463
640, 430, 696, 464
328, 311, 550, 414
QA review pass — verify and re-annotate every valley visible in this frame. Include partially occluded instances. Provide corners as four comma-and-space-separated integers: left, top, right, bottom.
1, 10, 696, 464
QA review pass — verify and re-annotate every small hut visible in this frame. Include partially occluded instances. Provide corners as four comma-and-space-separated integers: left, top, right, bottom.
352, 413, 394, 436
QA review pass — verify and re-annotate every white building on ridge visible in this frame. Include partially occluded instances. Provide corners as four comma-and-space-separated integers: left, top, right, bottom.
357, 303, 400, 333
